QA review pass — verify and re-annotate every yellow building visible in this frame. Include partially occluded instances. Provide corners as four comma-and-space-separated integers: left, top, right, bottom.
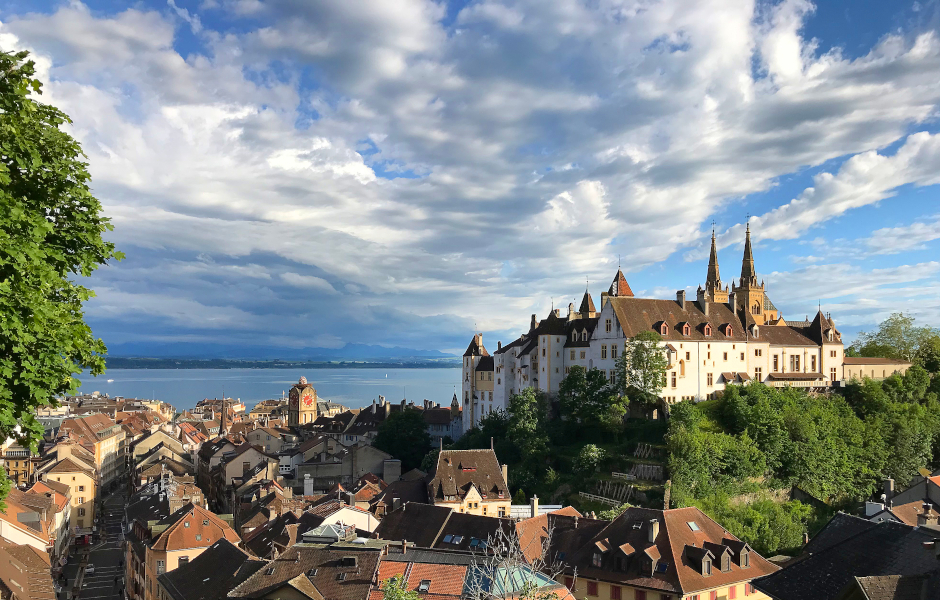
843, 357, 912, 381
427, 449, 511, 517
1, 440, 39, 488
560, 506, 777, 600
58, 413, 126, 487
42, 457, 98, 533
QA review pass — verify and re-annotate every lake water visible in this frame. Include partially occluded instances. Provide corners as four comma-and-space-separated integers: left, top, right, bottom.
75, 368, 462, 411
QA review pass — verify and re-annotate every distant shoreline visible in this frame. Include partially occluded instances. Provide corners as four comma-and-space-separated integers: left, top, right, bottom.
105, 357, 461, 370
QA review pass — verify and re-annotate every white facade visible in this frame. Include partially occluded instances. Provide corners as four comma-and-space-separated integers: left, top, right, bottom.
461, 233, 846, 422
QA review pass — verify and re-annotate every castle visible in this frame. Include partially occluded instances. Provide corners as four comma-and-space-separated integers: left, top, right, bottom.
461, 226, 846, 430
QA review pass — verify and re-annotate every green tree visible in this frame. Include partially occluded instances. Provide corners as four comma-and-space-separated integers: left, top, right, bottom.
558, 366, 625, 432
574, 444, 606, 472
617, 330, 667, 403
851, 313, 937, 362
382, 576, 421, 600
915, 335, 940, 374
373, 408, 431, 471
0, 51, 121, 502
507, 388, 549, 461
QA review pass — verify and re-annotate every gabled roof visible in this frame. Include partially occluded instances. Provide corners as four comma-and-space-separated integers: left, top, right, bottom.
753, 520, 940, 600
46, 457, 95, 477
159, 539, 265, 600
151, 503, 241, 552
428, 449, 508, 502
608, 297, 746, 342
228, 544, 382, 600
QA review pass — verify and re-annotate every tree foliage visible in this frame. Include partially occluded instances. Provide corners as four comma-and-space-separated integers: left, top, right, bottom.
851, 312, 938, 362
0, 50, 121, 501
574, 444, 606, 472
381, 576, 421, 600
558, 366, 625, 431
373, 408, 431, 471
616, 330, 667, 402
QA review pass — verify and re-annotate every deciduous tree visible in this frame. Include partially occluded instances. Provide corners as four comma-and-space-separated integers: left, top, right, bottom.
373, 408, 431, 471
616, 330, 667, 403
0, 51, 121, 503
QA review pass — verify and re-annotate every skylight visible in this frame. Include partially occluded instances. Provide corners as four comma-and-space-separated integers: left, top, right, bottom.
418, 581, 431, 592
443, 535, 453, 543
687, 521, 700, 531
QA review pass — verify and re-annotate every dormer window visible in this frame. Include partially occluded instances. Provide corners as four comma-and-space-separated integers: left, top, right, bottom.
722, 554, 730, 572
741, 550, 750, 568
751, 325, 759, 339
703, 558, 712, 576
826, 329, 834, 342
572, 332, 577, 341
582, 332, 588, 341
724, 324, 733, 337
682, 323, 691, 336
703, 324, 712, 337
659, 323, 669, 335
593, 552, 603, 568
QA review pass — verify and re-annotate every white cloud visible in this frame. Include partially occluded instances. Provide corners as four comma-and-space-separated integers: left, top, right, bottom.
865, 214, 940, 254
5, 1, 940, 350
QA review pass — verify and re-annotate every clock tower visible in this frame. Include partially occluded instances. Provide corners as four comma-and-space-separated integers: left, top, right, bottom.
289, 376, 319, 426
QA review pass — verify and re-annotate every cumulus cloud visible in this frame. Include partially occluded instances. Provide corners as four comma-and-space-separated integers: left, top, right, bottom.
4, 0, 940, 351
865, 214, 940, 254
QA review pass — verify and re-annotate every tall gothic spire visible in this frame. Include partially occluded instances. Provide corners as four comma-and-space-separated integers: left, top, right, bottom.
706, 227, 720, 289
740, 222, 756, 284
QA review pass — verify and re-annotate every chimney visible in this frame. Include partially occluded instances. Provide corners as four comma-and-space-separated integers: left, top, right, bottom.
573, 516, 578, 529
501, 464, 508, 486
554, 308, 561, 318
676, 290, 685, 310
530, 314, 537, 331
648, 519, 660, 543
498, 341, 502, 351
530, 495, 539, 519
884, 478, 895, 501
568, 302, 575, 317
402, 540, 407, 555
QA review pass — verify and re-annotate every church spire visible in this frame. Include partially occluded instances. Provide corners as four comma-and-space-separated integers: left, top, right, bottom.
740, 221, 756, 284
706, 226, 720, 289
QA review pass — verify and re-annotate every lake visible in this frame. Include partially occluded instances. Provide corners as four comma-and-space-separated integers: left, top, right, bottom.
75, 368, 462, 411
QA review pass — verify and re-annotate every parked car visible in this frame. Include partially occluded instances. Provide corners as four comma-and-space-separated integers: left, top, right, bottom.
85, 565, 95, 575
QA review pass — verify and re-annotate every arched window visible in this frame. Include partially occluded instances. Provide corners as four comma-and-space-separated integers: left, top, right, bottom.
752, 301, 762, 315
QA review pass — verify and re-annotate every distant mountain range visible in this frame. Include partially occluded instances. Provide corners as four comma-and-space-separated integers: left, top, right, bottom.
106, 342, 455, 362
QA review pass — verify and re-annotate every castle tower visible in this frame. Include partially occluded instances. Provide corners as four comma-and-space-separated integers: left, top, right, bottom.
461, 334, 489, 431
704, 228, 729, 303
732, 223, 768, 325
579, 285, 597, 318
288, 376, 318, 426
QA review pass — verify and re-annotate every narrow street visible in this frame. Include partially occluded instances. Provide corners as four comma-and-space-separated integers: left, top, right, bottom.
60, 483, 128, 600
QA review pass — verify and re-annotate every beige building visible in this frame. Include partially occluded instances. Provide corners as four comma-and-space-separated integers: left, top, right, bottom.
843, 357, 912, 381
41, 457, 98, 533
1, 439, 40, 488
58, 413, 126, 487
141, 503, 242, 600
427, 449, 511, 517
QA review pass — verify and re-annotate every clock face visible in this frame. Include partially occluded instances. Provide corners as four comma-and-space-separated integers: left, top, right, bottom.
302, 389, 314, 407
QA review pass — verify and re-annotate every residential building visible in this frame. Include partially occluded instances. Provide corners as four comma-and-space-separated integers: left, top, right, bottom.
0, 439, 40, 488
58, 413, 126, 487
27, 480, 72, 569
427, 449, 510, 517
564, 506, 778, 600
0, 538, 56, 600
38, 457, 97, 535
156, 538, 264, 600
753, 513, 940, 600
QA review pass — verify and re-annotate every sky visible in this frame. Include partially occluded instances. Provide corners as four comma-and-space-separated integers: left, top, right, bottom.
2, 0, 940, 357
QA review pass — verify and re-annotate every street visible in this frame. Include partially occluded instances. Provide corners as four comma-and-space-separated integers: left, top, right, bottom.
60, 484, 128, 600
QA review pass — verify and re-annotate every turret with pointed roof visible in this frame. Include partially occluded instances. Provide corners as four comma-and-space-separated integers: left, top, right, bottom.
609, 269, 634, 298
579, 287, 596, 317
